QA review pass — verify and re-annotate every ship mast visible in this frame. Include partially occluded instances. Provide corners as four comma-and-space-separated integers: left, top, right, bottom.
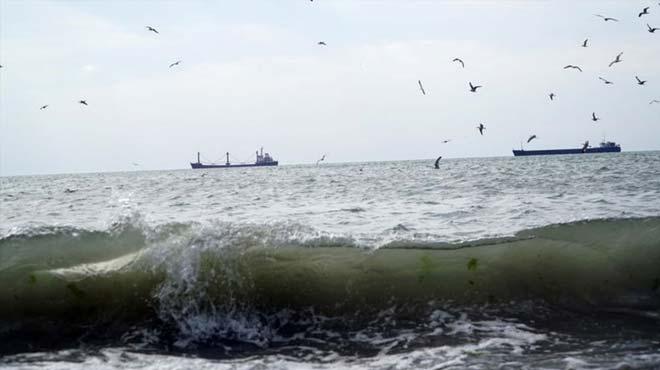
226, 152, 230, 165
197, 152, 200, 164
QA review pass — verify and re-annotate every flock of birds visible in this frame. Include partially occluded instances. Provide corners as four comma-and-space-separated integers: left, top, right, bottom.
419, 7, 659, 166
0, 4, 658, 169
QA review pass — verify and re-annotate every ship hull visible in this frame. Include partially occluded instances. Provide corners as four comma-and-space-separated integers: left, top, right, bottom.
191, 161, 278, 169
512, 147, 620, 156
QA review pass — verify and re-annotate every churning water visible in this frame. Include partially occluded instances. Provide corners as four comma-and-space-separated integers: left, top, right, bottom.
1, 152, 659, 369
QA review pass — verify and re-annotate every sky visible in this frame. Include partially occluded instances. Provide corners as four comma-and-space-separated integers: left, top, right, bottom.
0, 1, 658, 176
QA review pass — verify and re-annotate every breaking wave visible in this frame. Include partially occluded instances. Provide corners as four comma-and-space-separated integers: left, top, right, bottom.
1, 216, 659, 354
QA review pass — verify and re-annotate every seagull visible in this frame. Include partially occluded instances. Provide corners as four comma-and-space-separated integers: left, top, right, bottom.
591, 112, 599, 122
581, 141, 590, 153
477, 123, 486, 135
581, 38, 589, 47
635, 76, 647, 85
418, 80, 426, 95
594, 14, 619, 22
317, 41, 327, 46
527, 135, 538, 143
434, 156, 442, 169
316, 154, 326, 165
649, 99, 660, 104
169, 60, 182, 68
79, 100, 88, 106
452, 58, 465, 68
648, 24, 659, 33
608, 52, 623, 67
598, 76, 614, 85
146, 26, 159, 34
40, 105, 48, 110
564, 65, 583, 72
132, 162, 140, 166
469, 82, 482, 92
549, 93, 556, 100
441, 139, 451, 143
639, 7, 650, 17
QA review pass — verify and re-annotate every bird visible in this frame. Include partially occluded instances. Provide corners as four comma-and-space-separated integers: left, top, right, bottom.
608, 52, 623, 67
648, 24, 659, 33
591, 112, 599, 122
477, 123, 486, 135
527, 135, 538, 143
79, 100, 88, 106
418, 80, 426, 95
146, 26, 159, 34
649, 99, 660, 104
316, 154, 326, 165
581, 38, 589, 47
40, 105, 48, 110
469, 82, 482, 92
639, 7, 650, 17
434, 156, 442, 169
441, 139, 451, 143
598, 77, 614, 85
581, 141, 590, 153
132, 162, 140, 166
317, 41, 327, 46
549, 93, 556, 101
594, 14, 619, 22
452, 58, 465, 68
635, 76, 647, 85
564, 65, 583, 72
169, 60, 182, 68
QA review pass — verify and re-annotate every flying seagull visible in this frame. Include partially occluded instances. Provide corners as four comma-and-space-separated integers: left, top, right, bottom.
441, 139, 451, 143
648, 24, 659, 33
581, 38, 589, 47
598, 76, 614, 84
316, 154, 326, 165
581, 141, 590, 153
549, 93, 556, 100
434, 156, 442, 169
635, 76, 647, 85
318, 41, 327, 46
564, 65, 583, 72
79, 100, 88, 106
469, 82, 482, 92
591, 112, 599, 122
418, 80, 426, 95
527, 135, 538, 143
594, 14, 619, 22
649, 99, 660, 104
608, 52, 623, 67
639, 7, 650, 17
452, 58, 465, 68
477, 123, 486, 135
169, 60, 182, 68
40, 105, 48, 110
146, 26, 159, 34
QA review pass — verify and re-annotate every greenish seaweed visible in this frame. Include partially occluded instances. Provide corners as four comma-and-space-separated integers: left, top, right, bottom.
417, 254, 434, 283
467, 258, 478, 271
66, 283, 86, 299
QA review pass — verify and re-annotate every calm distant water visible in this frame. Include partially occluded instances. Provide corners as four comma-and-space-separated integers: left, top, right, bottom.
1, 152, 660, 369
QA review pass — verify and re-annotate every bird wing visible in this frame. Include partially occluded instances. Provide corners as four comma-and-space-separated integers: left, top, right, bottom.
418, 80, 426, 95
474, 85, 482, 89
606, 17, 619, 21
594, 14, 605, 18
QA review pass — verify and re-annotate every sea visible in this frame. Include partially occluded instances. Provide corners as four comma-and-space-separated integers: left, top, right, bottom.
1, 152, 659, 370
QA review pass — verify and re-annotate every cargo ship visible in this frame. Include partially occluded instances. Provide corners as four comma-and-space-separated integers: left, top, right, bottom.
191, 148, 278, 169
513, 141, 621, 156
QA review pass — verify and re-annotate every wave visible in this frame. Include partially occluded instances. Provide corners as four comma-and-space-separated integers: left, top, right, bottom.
1, 216, 659, 351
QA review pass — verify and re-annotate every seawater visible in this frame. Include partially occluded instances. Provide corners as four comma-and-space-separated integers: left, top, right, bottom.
1, 153, 659, 369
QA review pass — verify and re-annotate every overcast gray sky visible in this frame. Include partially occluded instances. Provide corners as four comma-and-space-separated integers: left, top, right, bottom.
1, 1, 658, 176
